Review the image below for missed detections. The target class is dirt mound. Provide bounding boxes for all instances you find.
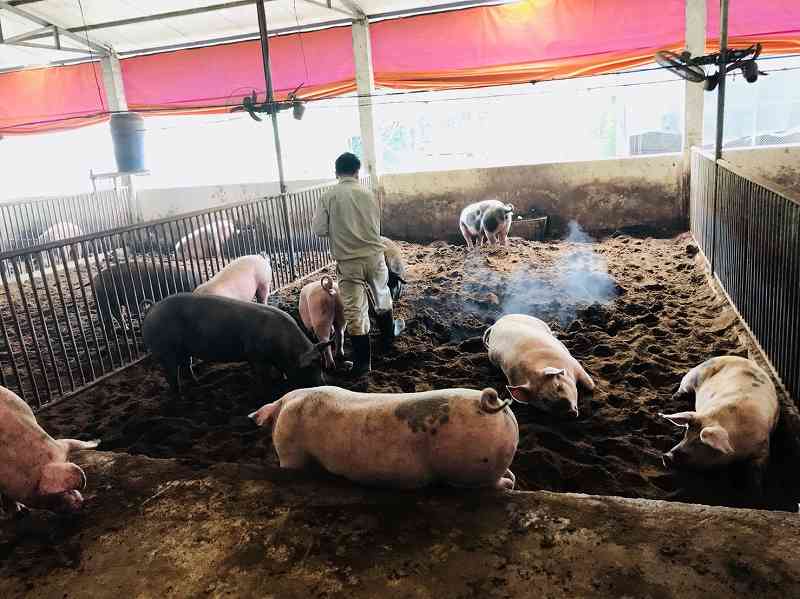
[38,235,800,511]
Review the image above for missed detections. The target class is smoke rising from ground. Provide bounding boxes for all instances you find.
[462,220,620,326]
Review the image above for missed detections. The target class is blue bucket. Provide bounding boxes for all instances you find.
[110,112,146,173]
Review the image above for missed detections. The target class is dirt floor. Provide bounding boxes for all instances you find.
[2,451,799,599]
[34,233,800,512]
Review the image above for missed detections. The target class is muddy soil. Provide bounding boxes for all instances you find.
[37,235,800,511]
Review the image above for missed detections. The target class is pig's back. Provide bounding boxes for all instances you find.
[283,387,514,487]
[490,314,553,355]
[697,357,779,423]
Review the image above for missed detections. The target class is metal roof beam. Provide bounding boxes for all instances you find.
[302,0,358,17]
[0,0,111,54]
[339,0,366,18]
[1,23,51,44]
[18,0,275,42]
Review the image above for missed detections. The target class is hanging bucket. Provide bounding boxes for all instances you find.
[110,112,146,173]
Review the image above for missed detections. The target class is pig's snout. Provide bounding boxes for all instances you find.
[247,411,258,423]
[571,406,579,418]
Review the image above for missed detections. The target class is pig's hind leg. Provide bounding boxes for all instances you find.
[459,222,474,249]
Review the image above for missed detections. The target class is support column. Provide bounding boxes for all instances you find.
[100,51,139,220]
[352,17,379,184]
[682,0,706,216]
[100,51,127,113]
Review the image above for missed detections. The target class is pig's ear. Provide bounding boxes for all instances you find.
[659,411,697,428]
[507,384,530,404]
[38,462,86,494]
[542,367,566,377]
[299,341,333,367]
[700,426,734,454]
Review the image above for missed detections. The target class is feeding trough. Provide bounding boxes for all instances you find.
[511,215,549,241]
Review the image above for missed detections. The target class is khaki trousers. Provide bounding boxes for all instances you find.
[337,252,393,335]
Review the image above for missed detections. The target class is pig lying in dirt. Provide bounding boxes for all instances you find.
[485,314,595,418]
[0,386,99,514]
[459,200,514,248]
[36,222,83,267]
[143,293,329,393]
[381,236,408,300]
[93,263,198,330]
[661,356,779,488]
[174,219,235,259]
[194,254,272,303]
[250,386,518,490]
[299,275,346,370]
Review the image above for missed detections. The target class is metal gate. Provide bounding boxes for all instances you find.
[690,148,800,402]
[0,184,336,409]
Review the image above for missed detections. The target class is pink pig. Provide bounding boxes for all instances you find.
[298,275,346,370]
[194,254,272,303]
[174,219,235,259]
[250,386,518,490]
[0,386,99,514]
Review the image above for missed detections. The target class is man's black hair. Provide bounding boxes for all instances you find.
[335,152,361,176]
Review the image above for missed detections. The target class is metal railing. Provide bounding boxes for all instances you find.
[0,183,336,410]
[0,188,138,254]
[690,148,800,402]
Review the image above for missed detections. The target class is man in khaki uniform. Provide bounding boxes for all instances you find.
[312,153,405,377]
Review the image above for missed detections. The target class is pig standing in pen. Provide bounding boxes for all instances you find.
[194,254,272,303]
[174,219,235,259]
[485,314,595,418]
[93,263,198,330]
[0,385,99,514]
[250,386,518,490]
[143,293,330,393]
[299,275,347,370]
[661,356,779,491]
[459,200,514,248]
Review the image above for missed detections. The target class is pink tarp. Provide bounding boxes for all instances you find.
[122,26,356,112]
[2,0,800,134]
[371,0,685,73]
[0,62,109,134]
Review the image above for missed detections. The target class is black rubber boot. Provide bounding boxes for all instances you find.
[348,335,372,378]
[377,311,406,349]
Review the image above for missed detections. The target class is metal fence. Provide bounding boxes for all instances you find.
[0,188,138,255]
[0,184,336,410]
[690,148,800,402]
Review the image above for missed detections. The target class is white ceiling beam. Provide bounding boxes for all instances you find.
[1,23,50,44]
[302,0,357,18]
[340,0,366,17]
[0,0,111,55]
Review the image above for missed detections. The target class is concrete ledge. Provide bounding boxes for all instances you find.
[381,155,684,242]
[1,451,798,598]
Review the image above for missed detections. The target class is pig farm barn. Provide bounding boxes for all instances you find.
[1,1,800,597]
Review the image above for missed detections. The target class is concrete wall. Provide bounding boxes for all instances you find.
[137,178,330,221]
[381,155,683,242]
[720,144,800,196]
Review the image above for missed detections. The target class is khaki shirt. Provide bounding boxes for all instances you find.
[312,177,384,261]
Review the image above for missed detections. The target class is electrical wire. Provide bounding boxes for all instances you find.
[292,0,311,85]
[76,0,105,112]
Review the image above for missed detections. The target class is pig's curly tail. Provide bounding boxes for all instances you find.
[480,388,511,414]
[321,275,336,295]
